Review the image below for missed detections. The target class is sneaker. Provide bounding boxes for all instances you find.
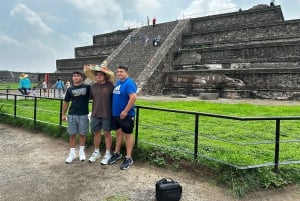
[88,152,100,163]
[120,157,133,170]
[65,154,76,164]
[79,151,86,161]
[108,152,122,164]
[101,153,112,165]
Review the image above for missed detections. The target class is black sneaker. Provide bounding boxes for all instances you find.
[108,152,122,164]
[120,157,133,170]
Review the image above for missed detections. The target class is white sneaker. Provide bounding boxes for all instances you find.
[79,151,86,161]
[88,152,100,163]
[101,153,112,165]
[65,154,76,164]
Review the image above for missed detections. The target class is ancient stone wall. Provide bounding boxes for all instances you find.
[172,41,300,67]
[56,56,107,72]
[191,5,283,32]
[183,20,300,46]
[93,29,132,46]
[75,44,119,58]
[163,69,300,100]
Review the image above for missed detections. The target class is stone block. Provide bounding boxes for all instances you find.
[199,92,219,100]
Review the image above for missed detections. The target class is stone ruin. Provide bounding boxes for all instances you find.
[25,3,300,100]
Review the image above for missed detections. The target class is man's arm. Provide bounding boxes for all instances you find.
[120,93,137,119]
[61,101,69,121]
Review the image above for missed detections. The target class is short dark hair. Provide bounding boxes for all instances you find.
[118,66,128,72]
[72,71,83,77]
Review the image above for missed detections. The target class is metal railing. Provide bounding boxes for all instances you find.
[134,106,300,172]
[1,91,299,171]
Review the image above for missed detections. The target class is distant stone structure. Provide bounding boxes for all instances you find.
[4,4,300,100]
[0,71,39,85]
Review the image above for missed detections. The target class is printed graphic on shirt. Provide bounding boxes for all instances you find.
[113,85,121,95]
[72,88,87,97]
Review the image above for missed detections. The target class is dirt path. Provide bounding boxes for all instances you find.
[0,123,299,201]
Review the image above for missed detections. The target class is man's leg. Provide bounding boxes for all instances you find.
[120,133,134,170]
[65,135,76,163]
[88,131,101,162]
[108,128,123,164]
[124,134,133,158]
[18,88,25,95]
[114,128,123,153]
[89,117,101,162]
[103,130,112,152]
[79,134,86,161]
[100,130,112,165]
[70,135,76,147]
[93,131,101,150]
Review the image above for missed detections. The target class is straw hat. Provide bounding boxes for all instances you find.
[84,60,115,83]
[19,73,28,79]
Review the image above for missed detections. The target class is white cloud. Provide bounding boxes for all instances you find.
[68,0,121,16]
[67,0,123,30]
[135,0,161,14]
[76,32,93,46]
[26,39,57,56]
[181,0,238,18]
[10,3,53,34]
[0,34,20,46]
[40,12,66,24]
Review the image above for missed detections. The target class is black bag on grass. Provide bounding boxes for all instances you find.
[155,178,182,201]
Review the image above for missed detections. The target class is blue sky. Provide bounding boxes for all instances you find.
[0,0,299,73]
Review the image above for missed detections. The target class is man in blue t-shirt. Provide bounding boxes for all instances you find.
[108,66,137,170]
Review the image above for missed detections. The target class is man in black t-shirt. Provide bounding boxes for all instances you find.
[62,71,90,164]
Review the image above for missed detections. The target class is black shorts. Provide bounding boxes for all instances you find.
[111,116,134,134]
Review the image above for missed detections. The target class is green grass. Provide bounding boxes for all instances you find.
[0,83,19,89]
[0,97,299,197]
[0,83,38,89]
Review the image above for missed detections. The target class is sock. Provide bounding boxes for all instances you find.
[79,146,85,152]
[95,149,100,153]
[70,148,75,155]
[105,150,111,155]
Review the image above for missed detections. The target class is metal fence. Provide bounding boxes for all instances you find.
[0,90,299,171]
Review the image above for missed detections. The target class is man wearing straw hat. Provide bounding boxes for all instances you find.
[84,61,115,165]
[18,73,31,95]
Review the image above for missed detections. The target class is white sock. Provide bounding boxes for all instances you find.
[105,150,111,155]
[79,146,85,152]
[95,149,100,153]
[70,148,76,155]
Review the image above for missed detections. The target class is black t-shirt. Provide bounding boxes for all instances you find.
[64,84,90,115]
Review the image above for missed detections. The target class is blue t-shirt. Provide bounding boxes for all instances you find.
[19,78,31,88]
[112,77,137,117]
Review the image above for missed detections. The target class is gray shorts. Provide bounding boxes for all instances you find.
[91,117,111,132]
[67,115,89,135]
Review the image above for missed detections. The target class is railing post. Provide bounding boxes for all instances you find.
[194,114,199,159]
[59,99,63,126]
[135,107,139,147]
[6,89,8,100]
[33,97,37,126]
[274,119,281,172]
[14,95,17,117]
